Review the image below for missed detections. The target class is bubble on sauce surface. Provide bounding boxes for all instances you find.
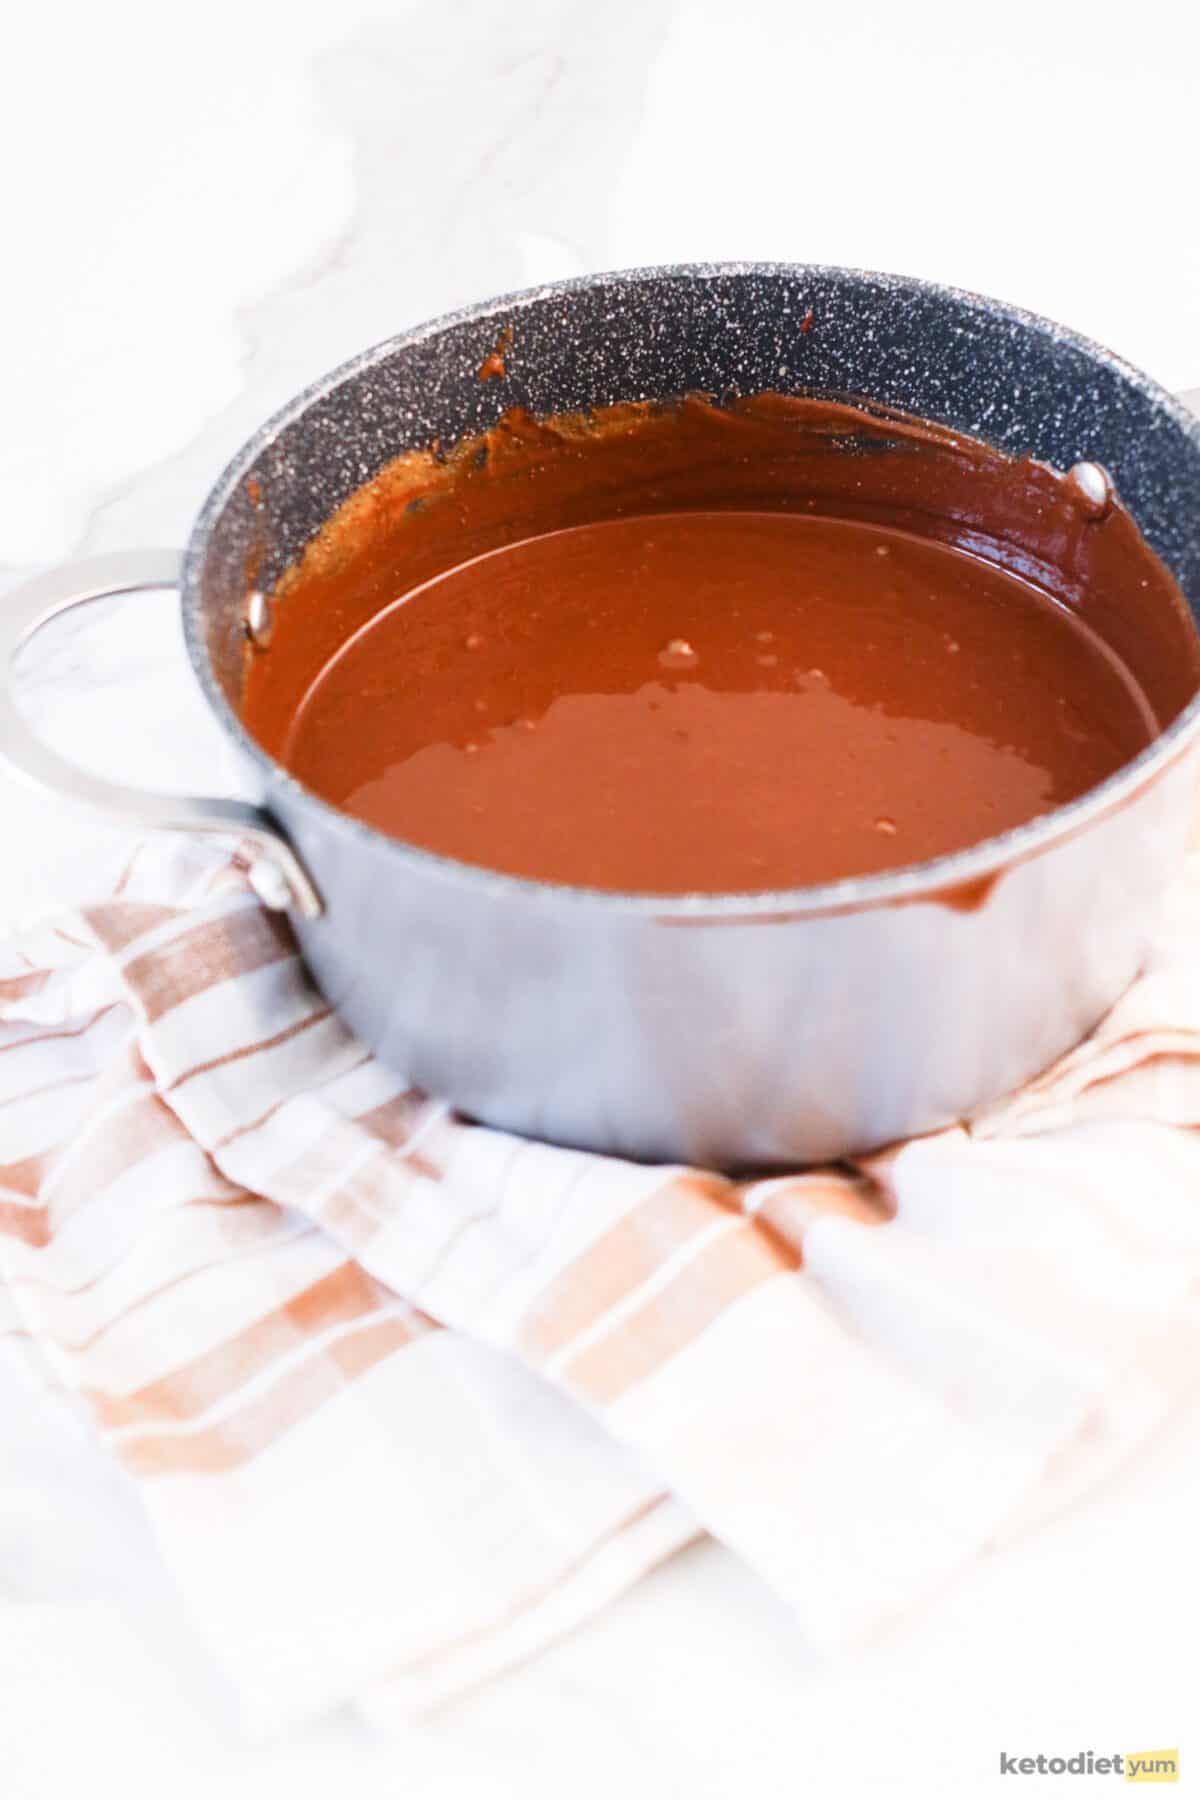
[659,637,699,670]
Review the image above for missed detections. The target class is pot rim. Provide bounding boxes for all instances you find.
[181,260,1200,918]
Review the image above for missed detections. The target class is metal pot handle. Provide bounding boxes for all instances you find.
[0,550,322,918]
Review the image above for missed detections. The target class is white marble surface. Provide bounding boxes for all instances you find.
[3,1,1199,1794]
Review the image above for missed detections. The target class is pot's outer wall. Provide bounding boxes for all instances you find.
[272,746,1196,1163]
[184,266,1200,1163]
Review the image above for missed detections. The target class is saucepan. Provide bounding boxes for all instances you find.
[4,264,1200,1166]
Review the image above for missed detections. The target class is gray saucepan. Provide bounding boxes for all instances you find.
[5,263,1200,1166]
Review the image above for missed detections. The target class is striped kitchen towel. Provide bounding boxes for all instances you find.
[2,835,1200,1735]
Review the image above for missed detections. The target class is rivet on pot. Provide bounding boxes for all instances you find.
[1066,461,1114,519]
[245,589,274,648]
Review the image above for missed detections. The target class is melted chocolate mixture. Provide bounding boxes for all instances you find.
[242,395,1200,893]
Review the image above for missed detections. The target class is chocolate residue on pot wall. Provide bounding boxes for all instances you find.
[241,392,1200,895]
[477,325,513,382]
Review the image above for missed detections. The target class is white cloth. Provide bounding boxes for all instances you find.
[2,836,1199,1736]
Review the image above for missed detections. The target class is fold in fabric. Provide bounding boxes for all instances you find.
[2,837,1198,1734]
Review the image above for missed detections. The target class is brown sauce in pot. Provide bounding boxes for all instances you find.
[242,394,1200,893]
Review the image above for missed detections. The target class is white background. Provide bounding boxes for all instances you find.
[1,1,1197,1793]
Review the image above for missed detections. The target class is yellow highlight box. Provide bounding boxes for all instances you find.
[1126,1749,1179,1783]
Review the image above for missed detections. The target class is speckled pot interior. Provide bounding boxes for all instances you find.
[186,264,1200,743]
[168,265,1200,1164]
